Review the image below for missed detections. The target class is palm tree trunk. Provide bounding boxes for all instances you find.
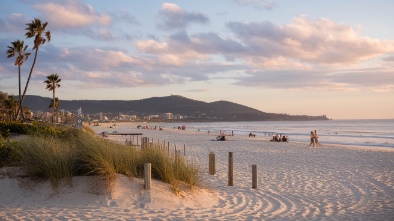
[15,48,39,120]
[16,65,22,121]
[52,82,55,123]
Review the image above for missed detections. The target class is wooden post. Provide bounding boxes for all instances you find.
[228,152,233,186]
[144,163,151,190]
[209,152,216,175]
[183,144,186,156]
[252,164,257,189]
[167,142,170,155]
[144,137,149,149]
[141,137,147,149]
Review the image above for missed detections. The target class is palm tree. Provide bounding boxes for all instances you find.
[15,18,51,120]
[3,96,18,122]
[44,74,61,123]
[6,40,31,121]
[49,97,60,122]
[0,92,8,121]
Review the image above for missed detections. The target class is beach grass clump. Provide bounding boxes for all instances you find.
[139,147,175,183]
[17,136,78,189]
[78,136,140,191]
[80,139,200,192]
[173,155,200,188]
[139,146,200,192]
[1,121,200,193]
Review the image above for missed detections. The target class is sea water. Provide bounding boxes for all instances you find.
[149,119,394,148]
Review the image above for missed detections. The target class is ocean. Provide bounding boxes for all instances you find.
[140,119,394,148]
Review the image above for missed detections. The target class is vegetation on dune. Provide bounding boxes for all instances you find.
[0,122,199,193]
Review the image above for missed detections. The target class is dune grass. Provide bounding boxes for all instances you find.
[4,122,199,193]
[80,135,199,193]
[17,136,78,189]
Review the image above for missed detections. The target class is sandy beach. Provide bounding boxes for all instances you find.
[1,122,393,220]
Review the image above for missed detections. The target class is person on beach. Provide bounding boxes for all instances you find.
[309,131,316,147]
[314,130,320,145]
[275,134,280,142]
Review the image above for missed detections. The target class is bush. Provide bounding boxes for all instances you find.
[0,136,21,167]
[0,121,80,140]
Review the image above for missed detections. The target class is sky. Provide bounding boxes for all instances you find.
[1,0,393,120]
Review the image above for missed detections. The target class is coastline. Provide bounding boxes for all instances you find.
[92,121,394,152]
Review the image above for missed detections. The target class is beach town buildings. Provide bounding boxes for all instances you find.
[27,109,185,123]
[117,114,137,121]
[162,113,173,120]
[174,114,183,120]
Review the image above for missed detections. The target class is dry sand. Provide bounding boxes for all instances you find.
[1,122,393,220]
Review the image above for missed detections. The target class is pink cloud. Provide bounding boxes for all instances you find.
[227,16,394,65]
[34,0,111,28]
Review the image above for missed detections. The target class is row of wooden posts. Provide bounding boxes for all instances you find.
[143,149,258,190]
[209,152,257,189]
[139,137,186,156]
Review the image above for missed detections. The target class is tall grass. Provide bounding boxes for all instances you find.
[80,137,199,193]
[17,136,78,189]
[2,122,200,194]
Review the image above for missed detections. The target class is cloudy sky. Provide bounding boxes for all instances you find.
[1,0,393,119]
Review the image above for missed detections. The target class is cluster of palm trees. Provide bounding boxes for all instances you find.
[5,18,62,123]
[0,92,31,121]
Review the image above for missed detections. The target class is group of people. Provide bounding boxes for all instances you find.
[249,132,256,137]
[270,134,289,142]
[309,130,320,148]
[137,125,164,130]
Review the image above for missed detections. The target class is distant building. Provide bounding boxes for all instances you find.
[174,114,183,120]
[77,107,82,116]
[162,113,173,120]
[149,115,159,120]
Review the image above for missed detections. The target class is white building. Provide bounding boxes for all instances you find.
[162,113,173,120]
[77,107,82,116]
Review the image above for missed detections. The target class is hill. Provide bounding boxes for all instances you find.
[21,95,329,121]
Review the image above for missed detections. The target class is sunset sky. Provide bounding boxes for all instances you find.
[1,0,393,119]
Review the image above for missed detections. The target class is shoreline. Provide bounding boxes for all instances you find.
[91,122,394,152]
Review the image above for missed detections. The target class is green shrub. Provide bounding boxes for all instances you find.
[0,136,21,167]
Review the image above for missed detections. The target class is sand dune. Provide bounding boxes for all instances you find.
[1,123,393,220]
